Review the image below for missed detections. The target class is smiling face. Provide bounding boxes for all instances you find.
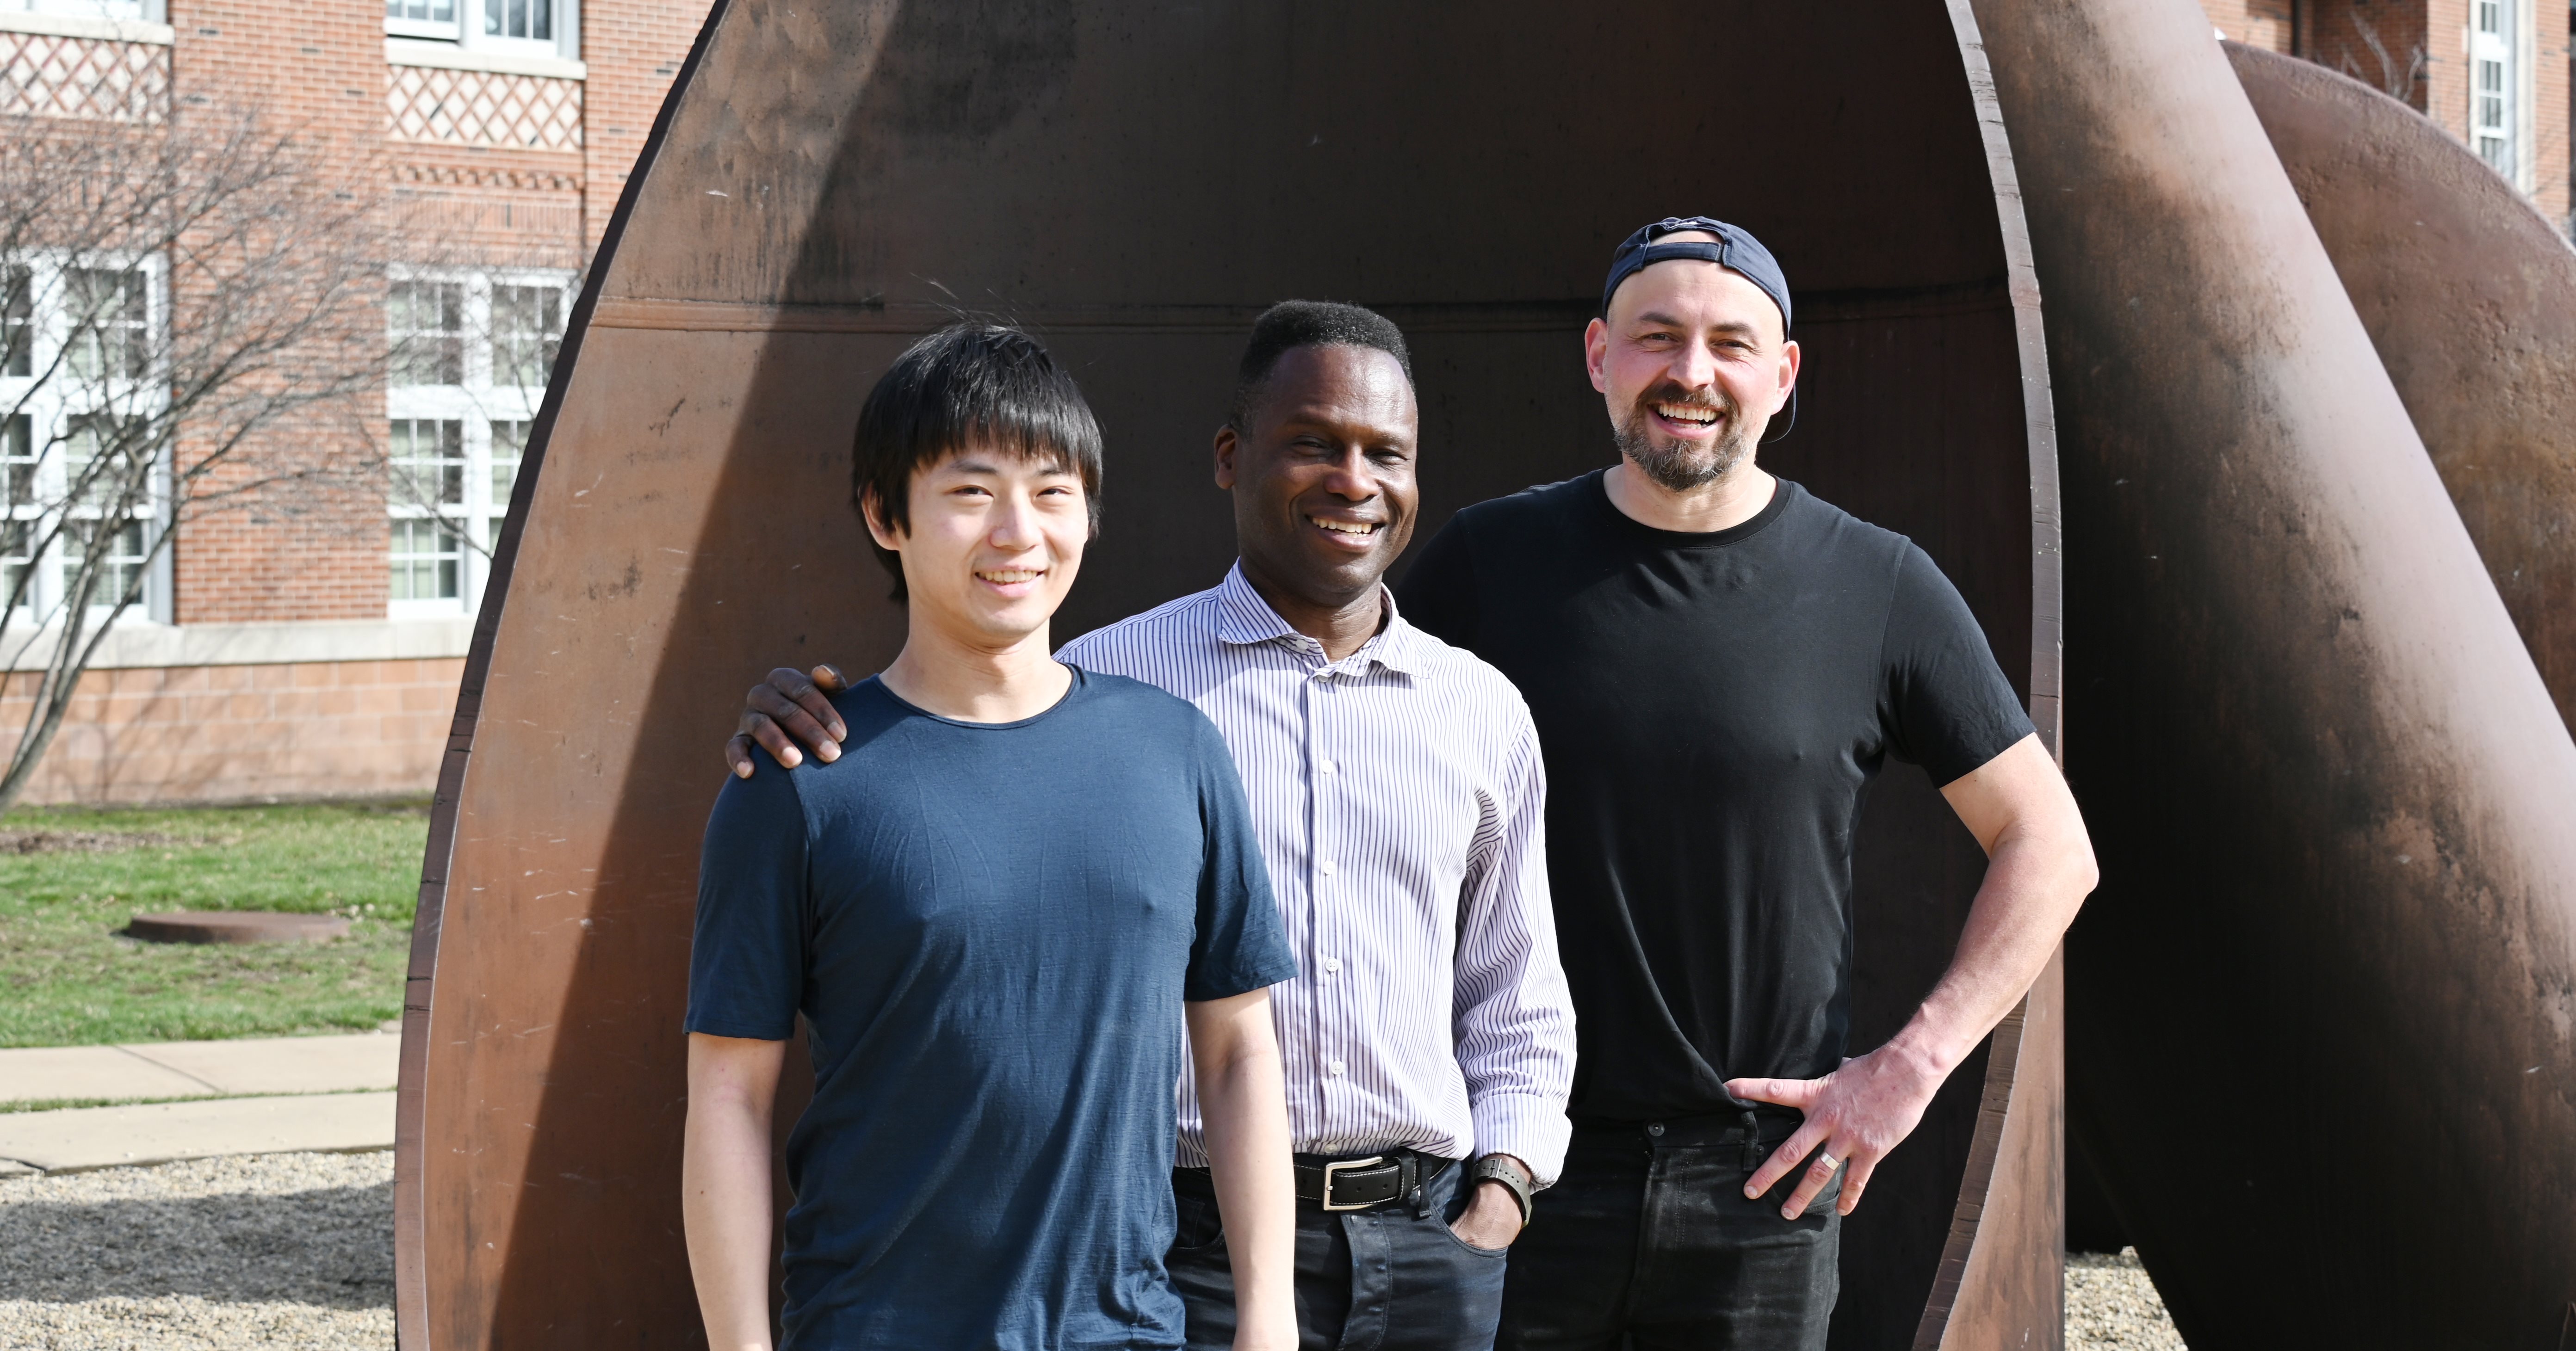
[864,446,1090,651]
[1215,343,1420,612]
[1585,232,1800,493]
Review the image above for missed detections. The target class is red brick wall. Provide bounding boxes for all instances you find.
[135,0,710,628]
[2299,0,2440,108]
[2206,0,2298,49]
[577,0,702,249]
[2537,6,2570,225]
[0,658,464,803]
[160,0,395,625]
[2215,0,2569,226]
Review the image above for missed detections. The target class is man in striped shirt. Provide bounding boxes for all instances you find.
[727,302,1577,1351]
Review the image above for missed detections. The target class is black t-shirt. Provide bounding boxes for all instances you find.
[1395,471,2032,1124]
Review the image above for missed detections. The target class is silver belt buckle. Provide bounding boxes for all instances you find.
[1320,1155,1387,1212]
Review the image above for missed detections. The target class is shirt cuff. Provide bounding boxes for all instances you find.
[1470,1092,1573,1189]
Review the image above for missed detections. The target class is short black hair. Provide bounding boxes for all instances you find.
[852,324,1104,601]
[1227,301,1413,430]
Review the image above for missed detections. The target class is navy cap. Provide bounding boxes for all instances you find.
[1600,216,1791,333]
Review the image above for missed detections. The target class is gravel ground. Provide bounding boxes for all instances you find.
[0,1151,392,1351]
[2068,1247,2188,1349]
[1,1148,2179,1350]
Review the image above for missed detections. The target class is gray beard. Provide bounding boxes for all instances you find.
[1613,407,1753,493]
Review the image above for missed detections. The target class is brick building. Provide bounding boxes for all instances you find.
[2,1,2569,806]
[2,0,702,802]
[2204,0,2573,227]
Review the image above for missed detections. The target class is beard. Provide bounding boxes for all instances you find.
[1613,382,1754,492]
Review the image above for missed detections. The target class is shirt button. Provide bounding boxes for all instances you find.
[1328,1060,1346,1076]
[1319,861,1336,877]
[1647,1122,1665,1137]
[1319,759,1336,775]
[1323,957,1343,974]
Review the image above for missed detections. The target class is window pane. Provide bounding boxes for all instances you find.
[1,415,32,509]
[2,265,29,379]
[67,414,142,512]
[390,518,463,600]
[389,281,465,386]
[492,285,564,389]
[1,519,30,610]
[531,0,548,41]
[390,418,466,508]
[65,517,149,607]
[65,268,148,382]
[490,419,529,506]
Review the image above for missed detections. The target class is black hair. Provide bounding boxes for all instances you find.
[851,323,1104,601]
[1227,301,1414,430]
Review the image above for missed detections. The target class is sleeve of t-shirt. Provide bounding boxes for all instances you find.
[1392,513,1481,649]
[1182,715,1300,1002]
[1880,543,2037,788]
[683,762,810,1041]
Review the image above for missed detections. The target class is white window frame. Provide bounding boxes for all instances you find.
[384,0,576,63]
[0,250,173,628]
[384,267,570,620]
[2468,0,2526,185]
[1,0,167,27]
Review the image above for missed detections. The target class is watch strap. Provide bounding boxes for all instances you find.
[1468,1154,1535,1228]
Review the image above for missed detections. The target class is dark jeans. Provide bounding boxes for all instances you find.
[1498,1120,1841,1351]
[1168,1157,1509,1351]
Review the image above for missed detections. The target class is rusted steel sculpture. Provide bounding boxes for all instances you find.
[395,1,2068,1346]
[2229,41,2576,734]
[1971,0,2576,1346]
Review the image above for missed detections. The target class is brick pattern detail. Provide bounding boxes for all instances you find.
[0,31,169,123]
[388,64,583,151]
[0,659,463,804]
[393,160,583,192]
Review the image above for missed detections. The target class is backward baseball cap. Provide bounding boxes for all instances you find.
[1599,216,1791,333]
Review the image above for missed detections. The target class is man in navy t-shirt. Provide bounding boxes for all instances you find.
[682,325,1302,1351]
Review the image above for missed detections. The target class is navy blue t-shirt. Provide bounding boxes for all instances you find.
[686,667,1298,1351]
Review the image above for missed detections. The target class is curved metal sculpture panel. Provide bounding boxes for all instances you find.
[1972,0,2576,1345]
[394,2,2063,1346]
[2229,41,2576,734]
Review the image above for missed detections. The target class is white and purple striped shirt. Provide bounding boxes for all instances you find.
[1059,563,1576,1183]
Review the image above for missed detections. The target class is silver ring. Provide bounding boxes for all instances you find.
[1816,1152,1840,1172]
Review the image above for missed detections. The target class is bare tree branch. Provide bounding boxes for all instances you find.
[0,98,390,812]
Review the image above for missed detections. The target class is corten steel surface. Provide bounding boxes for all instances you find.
[2229,42,2576,735]
[393,2,2065,1347]
[1973,0,2576,1346]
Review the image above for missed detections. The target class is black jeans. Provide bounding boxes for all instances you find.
[1498,1119,1841,1351]
[1168,1157,1510,1351]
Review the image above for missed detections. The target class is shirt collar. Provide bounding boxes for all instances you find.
[1211,561,1429,677]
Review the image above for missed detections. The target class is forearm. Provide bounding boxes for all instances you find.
[1194,1032,1295,1346]
[683,1038,783,1351]
[1886,827,2095,1079]
[684,1097,776,1351]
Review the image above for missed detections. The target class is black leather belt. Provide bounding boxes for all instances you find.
[1292,1149,1456,1212]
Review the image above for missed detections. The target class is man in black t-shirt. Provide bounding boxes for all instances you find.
[1393,217,2098,1349]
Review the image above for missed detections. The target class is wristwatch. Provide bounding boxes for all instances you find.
[1468,1154,1536,1228]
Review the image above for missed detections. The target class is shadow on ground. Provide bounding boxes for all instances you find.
[0,1158,391,1311]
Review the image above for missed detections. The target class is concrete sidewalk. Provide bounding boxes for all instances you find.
[0,1031,399,1107]
[0,1032,400,1175]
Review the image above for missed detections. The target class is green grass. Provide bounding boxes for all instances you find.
[0,799,430,1048]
